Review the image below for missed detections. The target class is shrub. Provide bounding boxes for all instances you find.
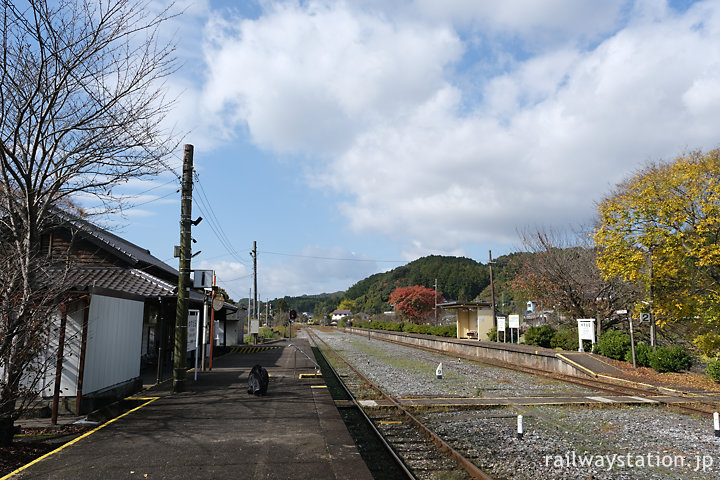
[706,360,720,382]
[258,326,275,339]
[486,327,498,341]
[694,332,720,357]
[524,325,556,348]
[649,345,694,373]
[595,330,631,360]
[624,342,653,367]
[550,328,579,351]
[433,325,457,337]
[382,322,403,332]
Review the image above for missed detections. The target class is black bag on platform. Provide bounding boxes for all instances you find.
[247,364,269,395]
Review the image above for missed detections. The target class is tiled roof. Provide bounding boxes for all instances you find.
[66,268,176,298]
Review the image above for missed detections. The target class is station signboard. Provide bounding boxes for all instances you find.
[187,309,200,352]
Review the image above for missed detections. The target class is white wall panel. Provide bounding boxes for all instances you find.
[41,301,85,397]
[82,295,143,394]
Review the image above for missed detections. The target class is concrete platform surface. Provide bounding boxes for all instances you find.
[12,338,373,480]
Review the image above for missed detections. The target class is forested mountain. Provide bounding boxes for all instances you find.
[273,254,524,317]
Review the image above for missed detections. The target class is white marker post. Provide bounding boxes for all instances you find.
[436,363,443,379]
[714,412,719,437]
[517,414,523,439]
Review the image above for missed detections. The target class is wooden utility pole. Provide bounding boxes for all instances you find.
[173,144,194,393]
[489,251,497,332]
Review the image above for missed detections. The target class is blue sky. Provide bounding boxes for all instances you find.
[105,0,720,302]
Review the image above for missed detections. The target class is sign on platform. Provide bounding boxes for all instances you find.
[193,270,214,289]
[251,319,260,335]
[497,316,506,332]
[577,318,596,352]
[187,309,200,352]
[508,314,520,329]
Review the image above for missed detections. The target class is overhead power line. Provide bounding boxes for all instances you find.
[259,250,404,263]
[191,171,249,267]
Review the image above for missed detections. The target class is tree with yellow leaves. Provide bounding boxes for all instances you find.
[594,149,720,355]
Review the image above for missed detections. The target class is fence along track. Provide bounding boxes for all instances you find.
[307,328,494,480]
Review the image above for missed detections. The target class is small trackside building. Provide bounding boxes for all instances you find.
[35,213,237,414]
[439,301,495,341]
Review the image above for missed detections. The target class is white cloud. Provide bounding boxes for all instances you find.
[187,0,720,267]
[196,260,250,301]
[414,0,629,49]
[258,246,381,297]
[318,0,720,254]
[199,1,462,155]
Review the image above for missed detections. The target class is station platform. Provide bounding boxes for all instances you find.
[9,338,373,480]
[556,352,627,377]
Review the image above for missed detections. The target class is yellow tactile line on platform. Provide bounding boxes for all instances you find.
[1,396,160,480]
[298,373,323,379]
[310,385,327,389]
[555,353,599,377]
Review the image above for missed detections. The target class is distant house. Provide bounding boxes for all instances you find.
[33,213,237,414]
[439,301,495,340]
[331,309,352,321]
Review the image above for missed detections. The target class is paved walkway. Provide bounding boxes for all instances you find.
[10,338,372,480]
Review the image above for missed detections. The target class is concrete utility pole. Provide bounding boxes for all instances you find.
[253,240,258,326]
[173,144,194,393]
[434,278,438,326]
[489,251,497,331]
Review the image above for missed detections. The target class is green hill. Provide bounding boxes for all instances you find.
[272,254,527,317]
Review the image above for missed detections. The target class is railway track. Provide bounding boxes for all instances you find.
[355,329,720,417]
[308,328,720,479]
[307,328,494,480]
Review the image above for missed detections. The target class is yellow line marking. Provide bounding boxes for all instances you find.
[1,396,160,480]
[310,385,327,389]
[556,353,598,376]
[380,420,402,425]
[557,354,704,397]
[298,373,322,379]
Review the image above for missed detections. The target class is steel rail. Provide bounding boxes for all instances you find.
[306,330,417,480]
[347,329,720,418]
[308,328,494,480]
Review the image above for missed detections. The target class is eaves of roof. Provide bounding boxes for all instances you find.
[54,210,178,278]
[66,267,176,298]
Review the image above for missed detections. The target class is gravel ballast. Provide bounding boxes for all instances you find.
[306,328,720,479]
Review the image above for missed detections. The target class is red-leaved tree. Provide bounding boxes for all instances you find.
[389,285,443,323]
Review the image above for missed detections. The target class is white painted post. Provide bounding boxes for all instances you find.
[714,412,719,437]
[517,415,523,439]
